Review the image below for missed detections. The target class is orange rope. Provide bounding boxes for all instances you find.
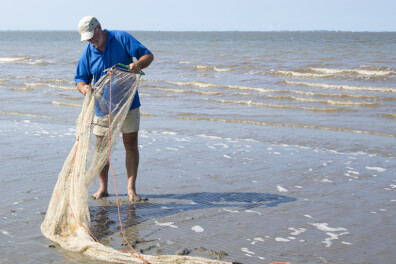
[67,70,150,263]
[107,71,150,263]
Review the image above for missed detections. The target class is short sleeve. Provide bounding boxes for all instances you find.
[74,47,93,85]
[123,33,152,60]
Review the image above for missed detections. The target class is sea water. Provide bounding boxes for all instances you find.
[0,31,395,263]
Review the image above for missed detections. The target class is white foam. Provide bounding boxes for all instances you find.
[166,147,178,151]
[366,166,386,172]
[191,225,204,233]
[0,57,25,63]
[161,131,177,135]
[320,179,333,183]
[223,208,239,213]
[289,227,307,236]
[154,221,178,228]
[275,237,290,242]
[312,223,347,232]
[1,230,13,237]
[245,210,262,215]
[277,185,288,192]
[344,171,359,179]
[241,248,255,254]
[304,214,313,218]
[323,232,349,247]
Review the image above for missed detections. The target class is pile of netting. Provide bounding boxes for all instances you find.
[41,65,230,264]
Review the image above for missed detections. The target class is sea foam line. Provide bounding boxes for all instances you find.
[165,80,277,93]
[175,115,396,138]
[206,98,356,112]
[284,80,395,93]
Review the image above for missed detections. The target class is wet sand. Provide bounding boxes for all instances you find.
[0,115,394,264]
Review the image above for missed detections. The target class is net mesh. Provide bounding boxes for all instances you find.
[41,66,230,264]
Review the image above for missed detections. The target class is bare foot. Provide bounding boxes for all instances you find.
[128,193,148,203]
[91,190,109,200]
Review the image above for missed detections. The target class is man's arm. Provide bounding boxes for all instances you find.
[128,53,154,74]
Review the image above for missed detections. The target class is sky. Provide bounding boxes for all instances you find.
[1,0,396,31]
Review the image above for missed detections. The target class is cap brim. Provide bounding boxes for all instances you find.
[80,31,94,42]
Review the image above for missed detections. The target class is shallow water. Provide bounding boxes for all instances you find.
[0,31,395,263]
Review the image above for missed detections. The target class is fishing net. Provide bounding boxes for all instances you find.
[41,65,230,264]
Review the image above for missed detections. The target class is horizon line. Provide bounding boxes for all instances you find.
[1,29,395,33]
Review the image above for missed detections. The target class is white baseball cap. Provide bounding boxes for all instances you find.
[78,16,100,42]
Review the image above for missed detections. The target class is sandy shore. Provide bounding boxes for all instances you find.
[0,114,395,264]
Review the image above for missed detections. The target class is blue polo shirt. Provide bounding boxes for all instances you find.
[74,30,151,116]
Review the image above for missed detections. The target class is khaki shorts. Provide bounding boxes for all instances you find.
[93,107,140,136]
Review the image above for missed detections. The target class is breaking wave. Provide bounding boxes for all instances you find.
[271,66,395,80]
[283,80,395,93]
[205,98,356,112]
[194,65,232,72]
[165,80,277,93]
[0,56,53,66]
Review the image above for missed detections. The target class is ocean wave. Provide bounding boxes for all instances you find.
[52,101,82,107]
[11,87,33,92]
[165,80,277,93]
[271,66,395,80]
[378,113,396,120]
[156,87,223,95]
[0,57,26,63]
[205,98,356,112]
[179,61,196,64]
[290,90,393,100]
[0,110,54,119]
[290,97,381,107]
[283,80,396,93]
[271,70,327,79]
[309,67,394,77]
[176,114,396,138]
[22,82,75,90]
[267,95,381,107]
[0,56,53,66]
[194,65,232,72]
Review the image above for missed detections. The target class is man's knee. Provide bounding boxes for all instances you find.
[123,132,138,151]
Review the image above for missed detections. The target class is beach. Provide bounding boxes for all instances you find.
[0,31,395,263]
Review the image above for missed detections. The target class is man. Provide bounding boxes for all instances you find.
[75,16,154,202]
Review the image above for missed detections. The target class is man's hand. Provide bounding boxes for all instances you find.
[128,62,142,74]
[77,82,89,96]
[128,53,154,74]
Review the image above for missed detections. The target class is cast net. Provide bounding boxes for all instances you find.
[41,65,230,264]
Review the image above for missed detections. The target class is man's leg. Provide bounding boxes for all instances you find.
[92,135,109,199]
[123,131,146,202]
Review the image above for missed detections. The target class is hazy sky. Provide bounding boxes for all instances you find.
[2,0,395,31]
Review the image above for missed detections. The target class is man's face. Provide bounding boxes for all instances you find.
[88,27,105,49]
